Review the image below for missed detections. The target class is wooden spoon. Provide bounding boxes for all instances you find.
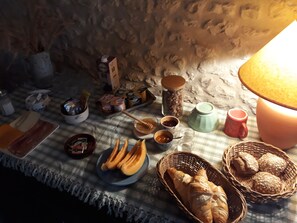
[121,110,153,129]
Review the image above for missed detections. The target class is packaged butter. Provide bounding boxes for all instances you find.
[97,55,120,93]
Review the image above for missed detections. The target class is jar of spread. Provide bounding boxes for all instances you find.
[0,89,15,116]
[161,75,185,117]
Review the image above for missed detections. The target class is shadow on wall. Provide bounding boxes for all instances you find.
[0,52,30,92]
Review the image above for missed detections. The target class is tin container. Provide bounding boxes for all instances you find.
[137,87,147,103]
[126,91,141,108]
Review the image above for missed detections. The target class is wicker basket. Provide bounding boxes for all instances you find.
[156,151,247,223]
[222,141,297,203]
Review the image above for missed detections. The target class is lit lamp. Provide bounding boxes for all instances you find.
[238,20,297,150]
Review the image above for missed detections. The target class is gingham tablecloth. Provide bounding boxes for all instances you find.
[1,74,296,223]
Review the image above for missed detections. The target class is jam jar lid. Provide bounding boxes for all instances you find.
[161,75,185,91]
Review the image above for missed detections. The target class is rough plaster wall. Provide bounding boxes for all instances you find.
[2,0,297,114]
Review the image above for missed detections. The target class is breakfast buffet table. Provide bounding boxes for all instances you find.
[0,73,296,223]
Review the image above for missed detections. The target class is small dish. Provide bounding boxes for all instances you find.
[161,116,180,128]
[64,133,96,159]
[133,128,154,140]
[96,145,150,186]
[160,115,180,136]
[154,129,173,151]
[134,117,158,135]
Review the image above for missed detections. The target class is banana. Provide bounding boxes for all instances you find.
[117,140,140,169]
[105,138,128,170]
[121,139,147,176]
[101,138,120,171]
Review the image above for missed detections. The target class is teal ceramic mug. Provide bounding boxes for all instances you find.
[188,102,219,133]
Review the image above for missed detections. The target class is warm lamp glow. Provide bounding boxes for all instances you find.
[239,21,297,110]
[238,20,297,149]
[256,98,297,149]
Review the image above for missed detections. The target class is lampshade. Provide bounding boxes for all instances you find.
[239,20,297,110]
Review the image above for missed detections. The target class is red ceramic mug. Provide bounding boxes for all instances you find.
[223,108,248,138]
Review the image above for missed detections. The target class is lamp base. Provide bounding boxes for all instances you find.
[256,98,297,150]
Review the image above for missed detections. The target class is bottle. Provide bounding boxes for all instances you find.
[0,90,15,116]
[161,75,186,117]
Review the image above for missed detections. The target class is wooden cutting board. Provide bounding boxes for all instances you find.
[0,124,24,149]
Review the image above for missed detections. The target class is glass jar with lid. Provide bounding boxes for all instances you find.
[0,89,15,116]
[161,75,186,117]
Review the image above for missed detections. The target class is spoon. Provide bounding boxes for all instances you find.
[121,110,153,129]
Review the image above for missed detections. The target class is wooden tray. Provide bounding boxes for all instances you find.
[98,89,156,118]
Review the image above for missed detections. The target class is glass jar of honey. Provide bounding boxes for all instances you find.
[161,75,186,117]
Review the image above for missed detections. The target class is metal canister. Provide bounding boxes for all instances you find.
[126,91,141,108]
[137,87,147,103]
[0,90,15,116]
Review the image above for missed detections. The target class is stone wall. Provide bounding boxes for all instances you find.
[1,0,297,114]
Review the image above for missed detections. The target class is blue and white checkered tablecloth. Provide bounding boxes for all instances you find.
[0,75,296,223]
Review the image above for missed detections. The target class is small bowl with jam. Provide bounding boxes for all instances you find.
[154,129,173,151]
[160,116,180,136]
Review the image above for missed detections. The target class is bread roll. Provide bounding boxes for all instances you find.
[252,171,283,194]
[258,153,287,176]
[232,152,259,176]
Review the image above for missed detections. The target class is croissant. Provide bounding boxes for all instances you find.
[189,176,213,223]
[167,167,230,223]
[194,168,208,180]
[166,167,193,206]
[167,167,213,223]
[208,181,229,223]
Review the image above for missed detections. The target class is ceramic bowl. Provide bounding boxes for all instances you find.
[154,129,173,151]
[134,117,158,135]
[160,115,180,135]
[25,93,51,112]
[62,107,89,125]
[188,102,218,133]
